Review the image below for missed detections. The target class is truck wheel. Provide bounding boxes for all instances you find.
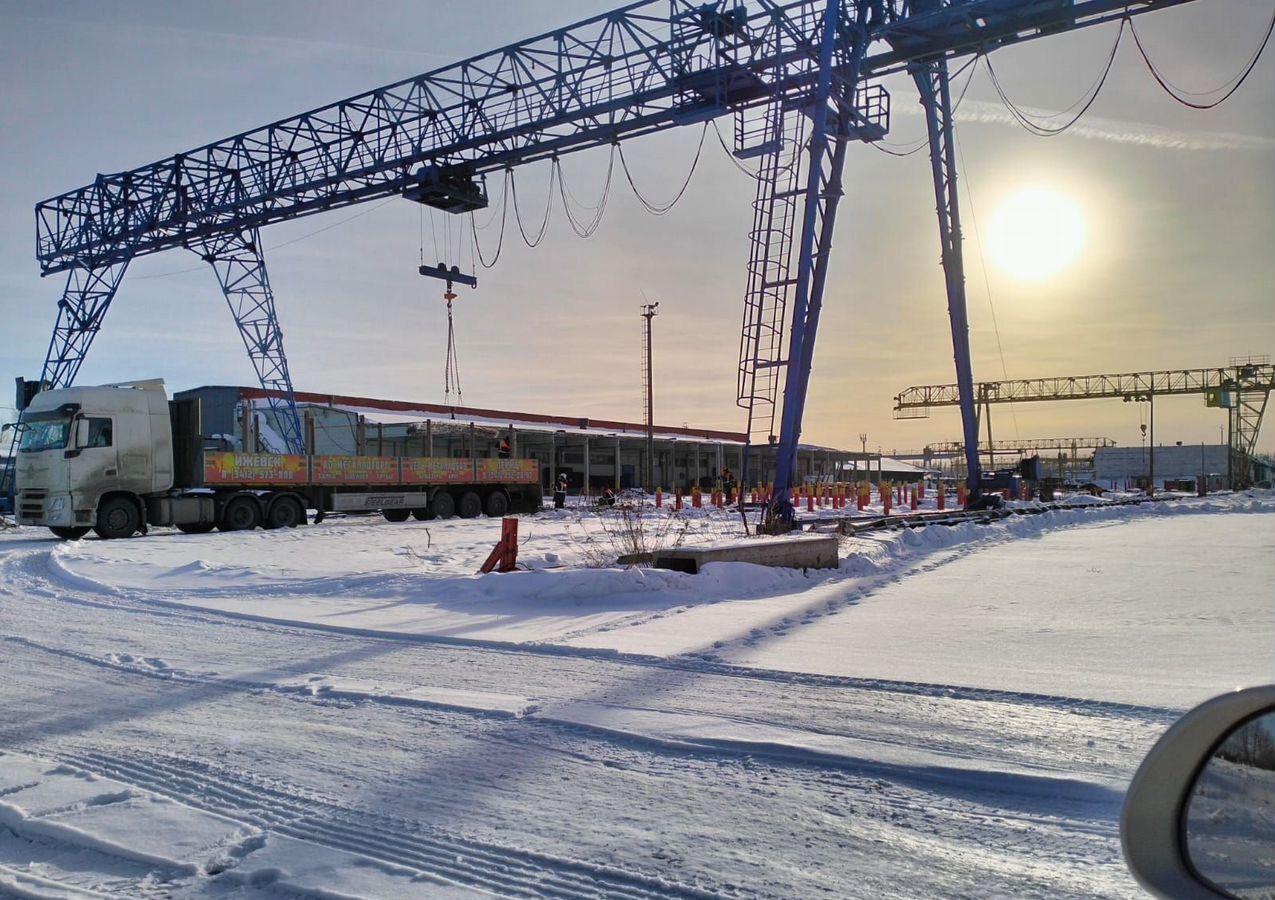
[382,508,411,523]
[50,526,90,540]
[411,507,433,521]
[458,490,482,519]
[430,491,456,520]
[218,495,260,531]
[266,496,306,529]
[177,523,216,534]
[484,490,510,518]
[94,497,140,540]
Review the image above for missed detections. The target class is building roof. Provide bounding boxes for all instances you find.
[214,385,857,454]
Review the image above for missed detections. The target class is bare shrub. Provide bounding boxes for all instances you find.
[570,500,748,567]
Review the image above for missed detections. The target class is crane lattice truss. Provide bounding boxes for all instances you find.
[894,361,1275,478]
[34,0,1196,515]
[921,436,1117,456]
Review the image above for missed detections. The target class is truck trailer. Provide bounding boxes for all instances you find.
[14,380,541,539]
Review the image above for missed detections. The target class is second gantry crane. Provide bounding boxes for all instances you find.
[895,357,1275,487]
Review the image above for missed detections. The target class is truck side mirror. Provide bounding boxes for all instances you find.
[1122,685,1275,899]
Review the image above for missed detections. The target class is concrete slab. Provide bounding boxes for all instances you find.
[619,535,839,574]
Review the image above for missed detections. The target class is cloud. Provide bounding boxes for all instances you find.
[896,98,1274,152]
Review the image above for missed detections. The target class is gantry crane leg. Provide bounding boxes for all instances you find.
[39,259,133,390]
[766,0,872,527]
[190,229,304,454]
[912,59,983,498]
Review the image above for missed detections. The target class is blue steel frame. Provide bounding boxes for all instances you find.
[31,0,1195,467]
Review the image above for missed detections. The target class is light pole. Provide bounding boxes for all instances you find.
[640,301,659,492]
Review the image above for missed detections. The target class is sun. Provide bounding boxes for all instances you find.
[984,187,1087,282]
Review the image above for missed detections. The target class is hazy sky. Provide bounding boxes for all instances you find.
[1,1,1272,455]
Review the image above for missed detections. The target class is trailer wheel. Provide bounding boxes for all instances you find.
[266,495,306,529]
[382,508,411,523]
[94,496,141,540]
[484,490,510,518]
[50,526,90,541]
[411,507,433,521]
[430,491,456,520]
[218,495,260,531]
[176,523,216,534]
[457,490,482,519]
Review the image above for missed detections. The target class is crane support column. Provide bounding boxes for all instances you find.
[40,259,133,389]
[191,229,304,454]
[913,59,981,498]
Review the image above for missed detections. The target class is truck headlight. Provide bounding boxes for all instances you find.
[49,496,66,513]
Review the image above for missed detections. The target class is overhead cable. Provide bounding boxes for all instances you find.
[510,162,557,248]
[555,146,616,238]
[874,55,983,158]
[986,19,1125,137]
[618,121,708,215]
[1130,9,1274,109]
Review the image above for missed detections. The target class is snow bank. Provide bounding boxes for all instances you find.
[22,491,1274,664]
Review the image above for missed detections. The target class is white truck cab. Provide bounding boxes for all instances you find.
[15,380,174,538]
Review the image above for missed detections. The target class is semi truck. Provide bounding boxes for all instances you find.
[14,380,541,539]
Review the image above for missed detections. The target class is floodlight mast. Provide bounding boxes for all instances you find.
[30,0,1198,511]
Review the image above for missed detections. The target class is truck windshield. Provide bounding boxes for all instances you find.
[19,418,71,453]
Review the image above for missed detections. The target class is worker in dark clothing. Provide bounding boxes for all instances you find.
[554,473,568,509]
[720,466,736,504]
[600,485,616,507]
[498,437,512,459]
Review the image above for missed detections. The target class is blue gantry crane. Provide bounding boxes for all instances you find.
[28,0,1211,524]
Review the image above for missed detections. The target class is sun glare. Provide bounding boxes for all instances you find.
[985,187,1087,282]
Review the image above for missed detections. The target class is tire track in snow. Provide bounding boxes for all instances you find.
[54,750,724,900]
[3,543,1181,725]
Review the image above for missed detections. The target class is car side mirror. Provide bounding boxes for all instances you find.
[1122,685,1275,899]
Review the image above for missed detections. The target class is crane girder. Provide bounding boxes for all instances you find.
[35,0,1196,276]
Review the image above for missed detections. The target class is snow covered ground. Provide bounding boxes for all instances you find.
[0,491,1271,897]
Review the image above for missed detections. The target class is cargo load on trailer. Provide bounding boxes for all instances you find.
[14,380,540,539]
